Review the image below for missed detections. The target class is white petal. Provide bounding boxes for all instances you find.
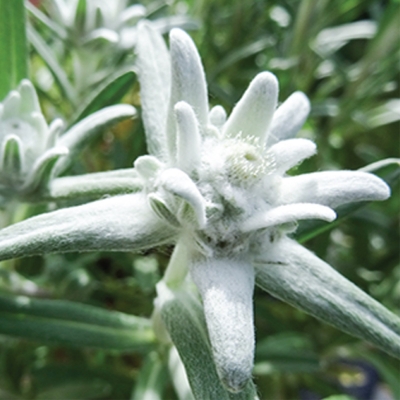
[269,138,316,174]
[209,105,227,130]
[174,101,202,173]
[223,72,278,146]
[30,112,48,140]
[134,155,163,180]
[19,80,41,113]
[2,91,21,118]
[120,4,146,24]
[279,171,391,208]
[136,21,170,160]
[241,203,336,232]
[190,256,255,392]
[167,28,208,159]
[83,28,119,45]
[22,146,69,193]
[159,168,206,228]
[47,118,64,148]
[266,91,310,146]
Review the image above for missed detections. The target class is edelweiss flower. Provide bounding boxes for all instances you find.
[42,0,146,48]
[0,80,67,200]
[0,79,135,203]
[0,24,394,394]
[134,25,390,391]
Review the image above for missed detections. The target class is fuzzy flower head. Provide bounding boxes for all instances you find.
[0,23,392,395]
[0,79,136,203]
[45,0,146,48]
[135,24,390,392]
[0,80,67,201]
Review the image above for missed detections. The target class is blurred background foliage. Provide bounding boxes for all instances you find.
[0,0,399,399]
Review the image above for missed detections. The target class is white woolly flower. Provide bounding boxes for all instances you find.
[134,25,390,391]
[0,80,67,200]
[0,24,394,395]
[45,0,146,47]
[0,79,135,203]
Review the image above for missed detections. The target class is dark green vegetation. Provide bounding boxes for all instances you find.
[0,0,398,399]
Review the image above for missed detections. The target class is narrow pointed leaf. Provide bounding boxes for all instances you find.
[55,104,136,174]
[48,169,143,200]
[71,69,136,124]
[0,292,154,350]
[0,0,28,100]
[136,21,170,160]
[157,282,258,399]
[27,24,76,105]
[131,351,169,400]
[0,193,176,261]
[25,1,67,40]
[255,237,400,358]
[295,161,399,242]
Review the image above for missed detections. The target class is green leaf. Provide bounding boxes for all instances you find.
[0,193,176,261]
[254,332,320,374]
[54,104,136,175]
[157,282,259,399]
[33,364,132,400]
[209,36,274,80]
[131,351,169,400]
[345,4,400,98]
[0,291,155,350]
[27,24,77,105]
[0,0,28,100]
[255,237,400,359]
[72,69,136,124]
[25,1,67,40]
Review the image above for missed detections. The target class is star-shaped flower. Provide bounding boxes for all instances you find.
[0,79,135,203]
[0,24,396,394]
[134,24,390,391]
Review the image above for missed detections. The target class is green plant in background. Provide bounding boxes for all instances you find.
[27,0,197,121]
[0,0,399,399]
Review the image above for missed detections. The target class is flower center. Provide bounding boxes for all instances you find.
[223,137,273,185]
